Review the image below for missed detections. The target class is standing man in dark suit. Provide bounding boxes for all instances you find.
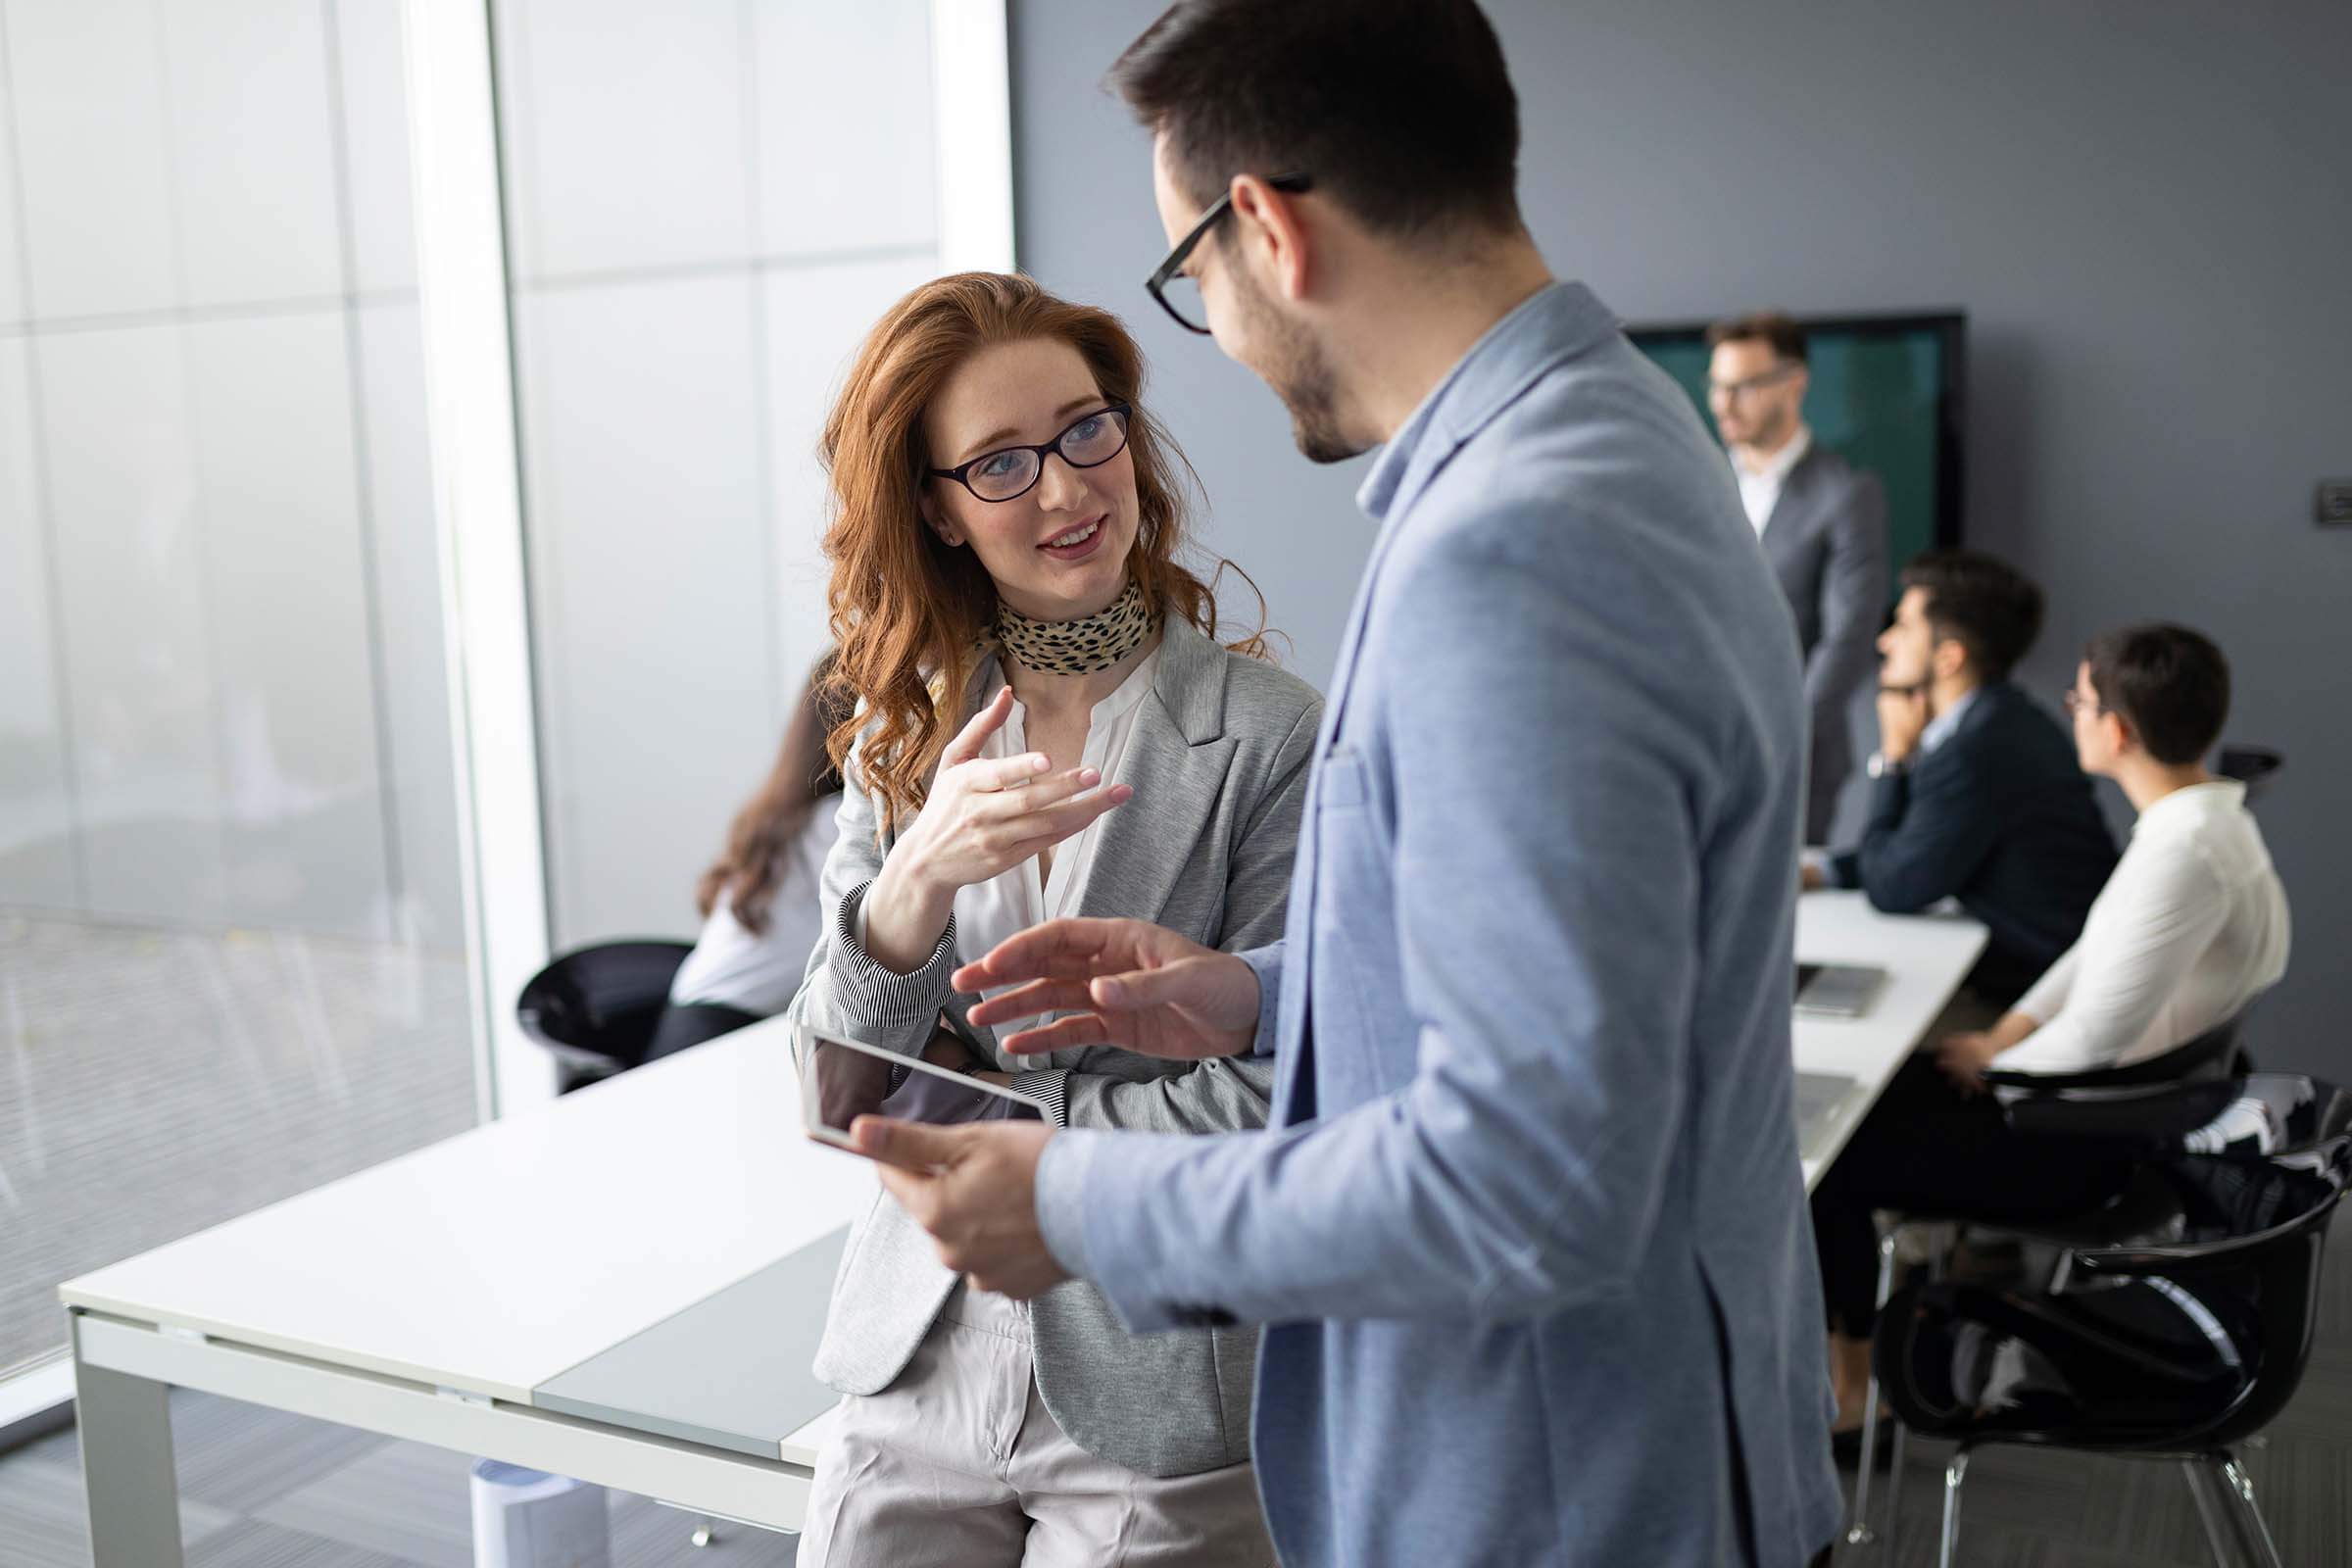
[1803,551,2119,1007]
[1708,313,1886,843]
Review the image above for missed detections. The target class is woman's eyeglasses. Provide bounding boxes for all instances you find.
[927,404,1133,504]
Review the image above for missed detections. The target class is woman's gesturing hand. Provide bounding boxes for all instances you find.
[900,687,1132,893]
[862,688,1132,972]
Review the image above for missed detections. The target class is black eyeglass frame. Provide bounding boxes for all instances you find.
[1145,172,1314,335]
[925,403,1135,504]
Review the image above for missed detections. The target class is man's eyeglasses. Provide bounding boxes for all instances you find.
[2061,689,2106,717]
[1706,363,1803,402]
[927,404,1133,504]
[1145,172,1314,336]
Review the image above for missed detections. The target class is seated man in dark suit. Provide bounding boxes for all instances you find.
[1802,551,2117,1005]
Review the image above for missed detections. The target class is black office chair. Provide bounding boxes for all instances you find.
[1874,1074,2351,1568]
[1984,1014,2247,1139]
[2216,745,2283,806]
[1845,1015,2246,1546]
[515,940,758,1094]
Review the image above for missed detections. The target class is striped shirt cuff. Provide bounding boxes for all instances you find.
[827,879,958,1040]
[1009,1067,1069,1128]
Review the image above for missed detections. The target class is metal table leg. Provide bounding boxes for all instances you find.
[73,1316,185,1568]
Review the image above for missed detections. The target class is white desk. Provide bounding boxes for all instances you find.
[1793,891,1989,1189]
[61,1019,868,1566]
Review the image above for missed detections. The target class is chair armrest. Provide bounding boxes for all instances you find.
[1994,1079,2239,1146]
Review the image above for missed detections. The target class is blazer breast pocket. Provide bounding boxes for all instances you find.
[1305,743,1407,1102]
[1314,742,1370,813]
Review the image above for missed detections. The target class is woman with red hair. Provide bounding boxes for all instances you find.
[787,272,1317,1566]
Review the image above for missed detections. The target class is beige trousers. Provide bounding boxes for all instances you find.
[796,1284,1275,1568]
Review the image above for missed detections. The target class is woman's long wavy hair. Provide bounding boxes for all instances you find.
[820,271,1269,834]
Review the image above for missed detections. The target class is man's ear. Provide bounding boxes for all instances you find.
[1932,637,1969,685]
[1228,173,1313,303]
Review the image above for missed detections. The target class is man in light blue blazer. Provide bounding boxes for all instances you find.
[853,4,1842,1564]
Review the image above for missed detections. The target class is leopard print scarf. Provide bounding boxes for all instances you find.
[994,578,1157,675]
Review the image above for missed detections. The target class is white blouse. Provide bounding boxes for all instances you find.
[954,649,1160,1066]
[1994,780,2290,1075]
[851,648,1162,1065]
[669,804,841,1016]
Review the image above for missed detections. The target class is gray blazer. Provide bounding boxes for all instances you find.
[789,612,1321,1478]
[1761,443,1886,842]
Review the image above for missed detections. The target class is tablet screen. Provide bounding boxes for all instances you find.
[802,1029,1043,1150]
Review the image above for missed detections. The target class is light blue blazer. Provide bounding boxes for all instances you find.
[1036,282,1843,1566]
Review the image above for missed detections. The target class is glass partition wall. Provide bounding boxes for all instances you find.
[0,0,1007,1431]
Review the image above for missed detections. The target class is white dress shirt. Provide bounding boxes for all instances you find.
[1994,780,2290,1075]
[669,803,841,1014]
[1734,424,1812,534]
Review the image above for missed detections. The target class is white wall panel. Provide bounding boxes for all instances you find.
[754,0,937,257]
[0,339,75,906]
[760,252,938,707]
[36,323,224,923]
[495,0,753,281]
[158,0,343,308]
[331,0,418,295]
[0,29,26,327]
[515,274,773,947]
[184,311,388,938]
[355,302,465,949]
[4,0,180,319]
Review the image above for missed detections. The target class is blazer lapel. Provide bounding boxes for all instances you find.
[1760,446,1815,560]
[1074,617,1236,931]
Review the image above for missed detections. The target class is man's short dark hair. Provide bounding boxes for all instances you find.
[1109,1,1522,241]
[2084,623,2231,765]
[1705,311,1808,366]
[1898,551,2044,683]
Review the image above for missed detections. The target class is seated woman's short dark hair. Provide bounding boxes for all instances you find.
[2085,623,2231,764]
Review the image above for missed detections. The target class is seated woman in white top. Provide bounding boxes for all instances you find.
[1936,623,2290,1081]
[1812,621,2289,1440]
[646,655,856,1060]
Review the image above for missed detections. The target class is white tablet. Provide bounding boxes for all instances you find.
[798,1023,1049,1165]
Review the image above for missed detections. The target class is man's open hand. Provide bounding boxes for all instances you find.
[954,917,1260,1060]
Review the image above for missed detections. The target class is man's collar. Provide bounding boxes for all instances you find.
[1355,281,1615,521]
[1735,422,1812,481]
[1920,681,1985,755]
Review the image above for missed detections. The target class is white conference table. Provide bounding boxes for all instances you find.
[1793,890,1989,1189]
[63,891,1983,1565]
[61,1022,870,1566]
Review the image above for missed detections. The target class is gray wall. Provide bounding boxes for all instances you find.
[1008,0,2352,1076]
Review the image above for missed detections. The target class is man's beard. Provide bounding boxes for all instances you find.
[1235,270,1365,465]
[1747,404,1795,453]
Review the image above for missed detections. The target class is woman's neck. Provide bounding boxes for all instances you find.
[2117,758,2214,815]
[1005,625,1161,718]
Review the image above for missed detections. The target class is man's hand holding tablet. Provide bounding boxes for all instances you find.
[799,1025,1047,1164]
[826,916,1259,1300]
